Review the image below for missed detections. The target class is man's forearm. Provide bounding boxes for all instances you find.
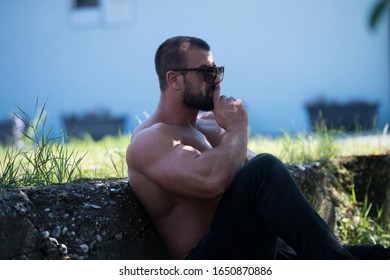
[212,126,248,186]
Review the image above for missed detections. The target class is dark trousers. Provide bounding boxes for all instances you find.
[186,153,373,259]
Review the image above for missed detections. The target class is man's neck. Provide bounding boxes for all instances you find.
[155,99,199,127]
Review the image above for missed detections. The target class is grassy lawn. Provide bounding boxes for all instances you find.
[76,131,390,178]
[249,132,390,162]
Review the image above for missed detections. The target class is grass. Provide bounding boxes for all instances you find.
[248,116,390,164]
[1,101,390,246]
[248,132,390,163]
[65,134,129,179]
[0,100,86,189]
[335,187,390,246]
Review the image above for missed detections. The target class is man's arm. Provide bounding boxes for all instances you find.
[127,86,248,200]
[127,124,246,200]
[197,112,256,161]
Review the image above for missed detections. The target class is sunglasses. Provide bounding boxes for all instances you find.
[174,66,224,84]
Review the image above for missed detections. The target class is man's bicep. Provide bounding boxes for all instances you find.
[130,132,205,197]
[144,144,208,196]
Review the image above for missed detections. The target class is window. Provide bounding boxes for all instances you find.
[74,0,99,8]
[70,0,136,27]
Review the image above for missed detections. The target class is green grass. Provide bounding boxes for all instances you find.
[248,132,390,163]
[0,100,86,189]
[335,187,390,246]
[65,134,129,179]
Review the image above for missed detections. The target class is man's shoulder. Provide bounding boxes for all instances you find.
[126,123,184,175]
[128,122,179,159]
[132,122,175,143]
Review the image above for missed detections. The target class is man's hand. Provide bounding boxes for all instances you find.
[196,112,226,147]
[212,85,248,131]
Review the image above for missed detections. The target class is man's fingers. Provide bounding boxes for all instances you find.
[220,95,228,103]
[227,96,236,103]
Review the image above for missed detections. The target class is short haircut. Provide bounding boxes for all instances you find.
[155,36,210,91]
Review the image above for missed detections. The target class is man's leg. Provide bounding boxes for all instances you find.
[186,153,354,259]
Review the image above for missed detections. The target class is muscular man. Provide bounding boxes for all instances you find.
[126,36,387,259]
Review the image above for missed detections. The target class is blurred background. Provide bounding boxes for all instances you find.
[0,0,389,139]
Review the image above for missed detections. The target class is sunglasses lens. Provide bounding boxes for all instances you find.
[205,67,222,84]
[217,67,224,81]
[203,68,215,83]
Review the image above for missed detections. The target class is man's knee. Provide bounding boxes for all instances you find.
[248,153,285,171]
[237,153,286,183]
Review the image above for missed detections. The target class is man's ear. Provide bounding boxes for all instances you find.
[166,70,182,89]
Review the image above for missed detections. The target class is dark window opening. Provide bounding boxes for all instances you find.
[74,0,99,8]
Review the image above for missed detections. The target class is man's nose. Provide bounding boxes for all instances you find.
[214,74,222,84]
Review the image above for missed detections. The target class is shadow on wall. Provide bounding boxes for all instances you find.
[305,98,379,132]
[62,110,127,141]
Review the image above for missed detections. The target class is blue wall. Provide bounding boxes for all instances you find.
[0,0,389,136]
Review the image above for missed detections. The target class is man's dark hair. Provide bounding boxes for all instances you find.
[155,36,210,91]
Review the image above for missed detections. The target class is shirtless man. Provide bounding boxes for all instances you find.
[126,36,248,259]
[126,36,387,260]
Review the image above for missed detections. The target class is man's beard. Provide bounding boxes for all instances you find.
[182,82,215,111]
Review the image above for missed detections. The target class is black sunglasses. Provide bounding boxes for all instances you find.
[173,66,224,84]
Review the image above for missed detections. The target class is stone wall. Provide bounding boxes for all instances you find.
[0,179,168,260]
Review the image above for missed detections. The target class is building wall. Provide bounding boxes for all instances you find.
[0,0,388,136]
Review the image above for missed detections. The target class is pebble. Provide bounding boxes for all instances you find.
[62,226,69,235]
[15,204,27,216]
[296,164,306,171]
[79,244,89,254]
[44,208,50,212]
[96,234,103,242]
[49,237,59,247]
[115,232,123,240]
[42,231,50,238]
[51,226,61,238]
[83,203,102,209]
[59,244,68,255]
[63,213,70,220]
[109,188,120,194]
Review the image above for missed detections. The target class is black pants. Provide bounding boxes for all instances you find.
[186,154,389,260]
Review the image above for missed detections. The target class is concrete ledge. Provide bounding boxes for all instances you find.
[0,179,168,260]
